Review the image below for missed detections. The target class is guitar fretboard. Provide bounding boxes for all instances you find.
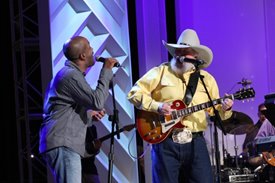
[172,95,234,118]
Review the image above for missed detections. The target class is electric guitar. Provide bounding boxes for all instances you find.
[86,124,136,155]
[262,151,275,166]
[136,88,255,144]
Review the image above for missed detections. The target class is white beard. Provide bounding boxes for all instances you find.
[170,58,195,75]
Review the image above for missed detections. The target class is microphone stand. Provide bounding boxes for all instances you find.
[107,78,120,183]
[194,63,226,183]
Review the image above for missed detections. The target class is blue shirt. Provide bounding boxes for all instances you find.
[255,119,275,138]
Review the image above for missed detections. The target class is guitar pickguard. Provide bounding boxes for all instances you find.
[161,117,181,133]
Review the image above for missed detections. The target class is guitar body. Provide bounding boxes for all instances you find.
[137,100,186,144]
[262,150,275,166]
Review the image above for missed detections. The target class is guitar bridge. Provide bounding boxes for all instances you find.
[149,134,162,141]
[143,129,158,137]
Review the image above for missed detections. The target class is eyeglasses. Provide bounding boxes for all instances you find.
[259,110,267,114]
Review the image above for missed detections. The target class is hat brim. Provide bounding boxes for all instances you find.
[163,41,213,69]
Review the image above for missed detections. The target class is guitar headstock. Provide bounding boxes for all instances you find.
[233,87,255,101]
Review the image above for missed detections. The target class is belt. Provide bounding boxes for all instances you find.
[192,131,203,138]
[169,130,203,138]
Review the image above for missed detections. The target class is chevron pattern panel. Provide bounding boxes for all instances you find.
[49,0,138,182]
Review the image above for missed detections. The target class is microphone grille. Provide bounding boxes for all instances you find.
[95,56,105,62]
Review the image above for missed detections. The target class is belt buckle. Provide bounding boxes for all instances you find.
[172,128,192,144]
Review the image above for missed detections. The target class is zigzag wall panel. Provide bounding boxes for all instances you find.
[48,0,138,182]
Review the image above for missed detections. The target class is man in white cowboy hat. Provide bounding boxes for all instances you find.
[127,29,233,183]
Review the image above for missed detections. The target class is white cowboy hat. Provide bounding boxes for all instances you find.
[163,29,213,68]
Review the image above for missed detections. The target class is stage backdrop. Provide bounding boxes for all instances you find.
[174,0,275,167]
[39,0,138,183]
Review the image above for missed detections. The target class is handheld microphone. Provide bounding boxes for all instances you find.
[95,56,121,67]
[176,56,205,66]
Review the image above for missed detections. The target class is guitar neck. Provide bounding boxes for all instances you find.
[178,95,233,117]
[97,124,135,143]
[98,128,125,142]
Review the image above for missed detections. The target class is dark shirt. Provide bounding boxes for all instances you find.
[39,60,113,156]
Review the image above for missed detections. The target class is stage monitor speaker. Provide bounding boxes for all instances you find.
[263,93,275,127]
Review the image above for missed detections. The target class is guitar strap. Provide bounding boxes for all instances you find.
[184,70,200,106]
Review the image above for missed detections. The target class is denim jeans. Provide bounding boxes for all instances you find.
[42,147,81,183]
[151,135,213,183]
